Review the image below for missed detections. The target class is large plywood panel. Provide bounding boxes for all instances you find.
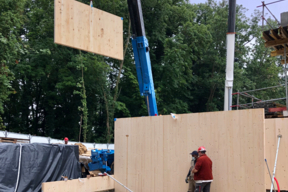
[265,118,288,190]
[115,109,266,192]
[42,176,114,192]
[54,0,123,60]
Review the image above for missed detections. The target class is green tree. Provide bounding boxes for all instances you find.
[0,0,27,130]
[2,0,286,143]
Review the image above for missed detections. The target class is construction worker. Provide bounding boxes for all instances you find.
[64,137,69,144]
[185,151,198,192]
[192,146,213,192]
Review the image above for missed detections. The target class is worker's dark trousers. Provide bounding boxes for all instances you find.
[194,182,211,192]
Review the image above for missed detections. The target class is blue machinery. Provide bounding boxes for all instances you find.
[88,149,114,173]
[128,0,158,116]
[89,0,157,173]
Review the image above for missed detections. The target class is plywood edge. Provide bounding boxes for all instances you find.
[71,0,123,20]
[54,41,123,60]
[115,108,265,121]
[42,176,114,192]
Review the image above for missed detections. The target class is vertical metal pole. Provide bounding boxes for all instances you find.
[228,88,233,110]
[224,0,236,111]
[252,98,254,108]
[262,1,264,30]
[146,96,150,115]
[285,46,288,111]
[270,134,282,192]
[265,159,276,192]
[237,90,239,110]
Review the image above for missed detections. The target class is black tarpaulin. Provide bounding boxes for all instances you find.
[0,143,81,192]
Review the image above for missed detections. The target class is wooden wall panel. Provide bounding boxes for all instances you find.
[42,176,114,192]
[265,118,288,190]
[54,0,123,60]
[115,109,266,192]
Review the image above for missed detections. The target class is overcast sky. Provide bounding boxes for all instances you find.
[189,0,288,23]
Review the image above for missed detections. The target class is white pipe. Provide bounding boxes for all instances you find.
[14,144,23,192]
[104,172,133,192]
[224,33,235,111]
[270,135,282,192]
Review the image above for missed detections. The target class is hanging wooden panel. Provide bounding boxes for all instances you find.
[54,0,123,60]
[114,109,266,192]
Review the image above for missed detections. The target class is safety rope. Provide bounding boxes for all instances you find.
[14,144,23,192]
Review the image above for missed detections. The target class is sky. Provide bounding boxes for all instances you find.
[189,0,288,23]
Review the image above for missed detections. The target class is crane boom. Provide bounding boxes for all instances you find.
[127,0,158,116]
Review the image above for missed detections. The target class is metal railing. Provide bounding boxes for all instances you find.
[0,130,114,149]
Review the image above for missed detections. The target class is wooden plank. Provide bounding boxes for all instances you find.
[114,118,128,192]
[280,27,288,38]
[265,118,288,190]
[54,0,123,60]
[265,38,288,47]
[262,32,273,41]
[42,176,114,192]
[115,109,266,192]
[270,29,281,40]
[270,48,288,56]
[281,57,288,65]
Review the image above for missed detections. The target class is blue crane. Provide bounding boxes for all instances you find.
[127,0,158,116]
[88,1,158,175]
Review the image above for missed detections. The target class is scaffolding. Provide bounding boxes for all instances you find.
[234,0,288,116]
[231,84,286,113]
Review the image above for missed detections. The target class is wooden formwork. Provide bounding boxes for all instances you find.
[114,109,266,192]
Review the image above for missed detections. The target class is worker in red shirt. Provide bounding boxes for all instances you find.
[64,137,69,144]
[192,146,213,192]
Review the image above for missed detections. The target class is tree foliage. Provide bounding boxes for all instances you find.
[1,0,284,142]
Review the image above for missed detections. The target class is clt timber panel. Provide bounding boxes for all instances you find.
[42,176,114,192]
[115,109,266,192]
[54,0,123,60]
[265,118,288,190]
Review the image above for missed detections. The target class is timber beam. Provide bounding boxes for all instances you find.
[280,27,288,38]
[265,38,288,47]
[271,48,288,56]
[269,29,280,40]
[262,32,273,41]
[281,57,288,65]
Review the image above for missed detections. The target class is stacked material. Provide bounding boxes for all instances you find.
[75,142,87,155]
